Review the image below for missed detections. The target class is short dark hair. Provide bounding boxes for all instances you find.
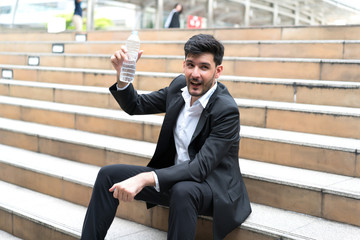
[174,3,183,14]
[184,34,224,66]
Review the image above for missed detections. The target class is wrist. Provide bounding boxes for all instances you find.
[139,172,155,187]
[117,73,129,89]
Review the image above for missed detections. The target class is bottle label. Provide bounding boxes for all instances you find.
[120,60,136,83]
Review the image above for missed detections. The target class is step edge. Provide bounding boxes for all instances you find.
[0,117,358,155]
[2,69,360,89]
[1,144,359,201]
[2,180,359,240]
[2,95,360,125]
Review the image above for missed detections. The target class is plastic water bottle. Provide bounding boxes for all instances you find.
[119,31,140,83]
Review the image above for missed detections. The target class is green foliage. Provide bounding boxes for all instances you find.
[94,18,113,30]
[145,20,154,29]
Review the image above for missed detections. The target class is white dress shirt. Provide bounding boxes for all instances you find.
[117,81,218,191]
[174,82,218,164]
[153,81,218,191]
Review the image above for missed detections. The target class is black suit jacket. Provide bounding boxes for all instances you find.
[169,12,180,28]
[110,75,251,239]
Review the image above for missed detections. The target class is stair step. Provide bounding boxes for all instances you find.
[0,181,166,240]
[0,230,22,240]
[3,55,360,81]
[0,116,359,177]
[0,32,75,41]
[86,26,360,41]
[1,178,359,240]
[1,94,359,140]
[1,72,360,109]
[0,95,162,143]
[0,142,359,227]
[2,40,360,58]
[0,117,154,167]
[0,79,119,109]
[236,98,360,138]
[3,25,360,42]
[241,158,360,200]
[243,203,360,240]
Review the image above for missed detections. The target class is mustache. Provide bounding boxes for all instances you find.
[189,78,202,84]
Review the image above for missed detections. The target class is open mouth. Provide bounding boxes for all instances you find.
[190,80,202,87]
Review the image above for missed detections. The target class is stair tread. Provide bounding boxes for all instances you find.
[2,39,360,44]
[0,144,99,187]
[0,181,166,239]
[241,125,360,151]
[1,106,359,153]
[2,68,360,88]
[0,95,163,125]
[1,179,359,240]
[3,54,360,64]
[240,158,360,199]
[244,203,360,240]
[0,78,110,93]
[1,128,359,201]
[0,117,155,158]
[0,230,22,240]
[1,84,360,117]
[3,50,360,63]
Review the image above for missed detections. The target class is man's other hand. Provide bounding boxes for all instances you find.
[109,172,155,202]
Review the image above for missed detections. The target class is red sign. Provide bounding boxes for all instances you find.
[187,15,202,29]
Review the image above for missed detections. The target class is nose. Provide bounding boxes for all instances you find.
[191,66,201,79]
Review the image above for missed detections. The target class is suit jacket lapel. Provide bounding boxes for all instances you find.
[162,92,184,131]
[190,108,209,144]
[149,92,184,168]
[190,85,219,144]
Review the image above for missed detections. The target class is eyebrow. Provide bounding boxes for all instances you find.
[185,59,211,66]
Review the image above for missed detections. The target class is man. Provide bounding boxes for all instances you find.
[81,34,251,240]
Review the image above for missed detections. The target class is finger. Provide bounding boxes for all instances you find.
[112,51,122,63]
[119,46,129,61]
[137,50,144,61]
[110,55,119,68]
[109,185,116,192]
[125,193,133,202]
[113,188,118,199]
[118,189,126,201]
[121,45,127,53]
[120,51,128,62]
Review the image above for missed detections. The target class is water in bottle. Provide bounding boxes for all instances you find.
[120,31,140,83]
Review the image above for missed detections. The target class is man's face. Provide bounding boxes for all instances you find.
[183,53,223,104]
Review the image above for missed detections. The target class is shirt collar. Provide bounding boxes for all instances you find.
[181,81,218,108]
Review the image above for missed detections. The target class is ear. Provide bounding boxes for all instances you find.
[215,65,223,79]
[183,60,186,72]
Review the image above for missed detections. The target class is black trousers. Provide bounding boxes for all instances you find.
[81,164,213,240]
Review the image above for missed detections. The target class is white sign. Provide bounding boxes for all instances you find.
[2,69,13,79]
[28,56,40,66]
[52,44,64,53]
[75,34,87,42]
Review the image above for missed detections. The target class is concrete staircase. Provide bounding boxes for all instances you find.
[0,25,360,239]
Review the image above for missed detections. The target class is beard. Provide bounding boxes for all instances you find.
[187,72,216,97]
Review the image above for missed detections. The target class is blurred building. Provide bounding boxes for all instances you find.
[118,0,360,29]
[1,0,360,31]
